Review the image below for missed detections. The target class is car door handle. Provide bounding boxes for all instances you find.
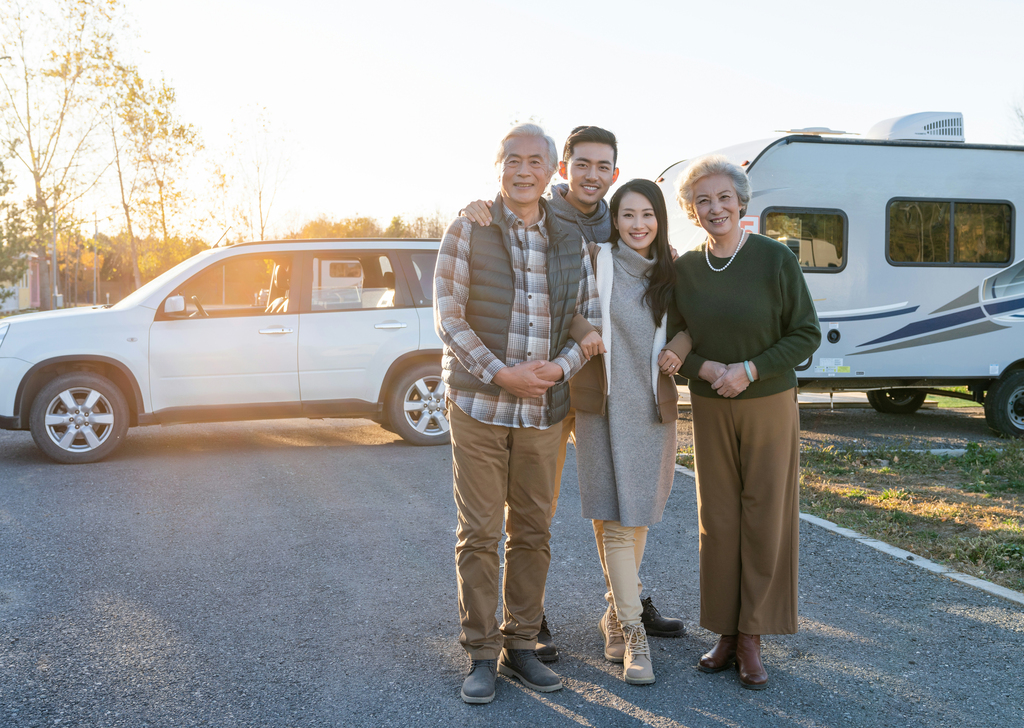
[374,322,408,330]
[259,327,294,335]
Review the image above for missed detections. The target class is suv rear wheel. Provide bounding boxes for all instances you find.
[386,362,450,446]
[29,372,130,463]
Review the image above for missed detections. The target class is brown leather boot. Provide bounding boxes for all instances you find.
[697,634,737,673]
[736,632,768,689]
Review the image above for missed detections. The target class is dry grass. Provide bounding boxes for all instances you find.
[677,441,1024,592]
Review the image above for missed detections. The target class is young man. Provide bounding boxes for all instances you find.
[461,125,686,666]
[435,123,601,704]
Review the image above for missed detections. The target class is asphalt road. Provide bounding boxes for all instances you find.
[1,414,1022,728]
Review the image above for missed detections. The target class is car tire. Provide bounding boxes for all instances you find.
[984,371,1024,438]
[866,388,927,414]
[385,362,450,446]
[29,372,130,464]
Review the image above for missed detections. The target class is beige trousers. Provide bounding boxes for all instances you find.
[690,388,801,636]
[596,520,648,625]
[449,403,562,659]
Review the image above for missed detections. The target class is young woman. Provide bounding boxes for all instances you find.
[569,178,691,684]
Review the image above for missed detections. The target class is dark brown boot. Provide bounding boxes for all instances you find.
[736,632,768,690]
[697,634,737,673]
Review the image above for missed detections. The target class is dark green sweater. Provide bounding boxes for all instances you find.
[670,234,821,400]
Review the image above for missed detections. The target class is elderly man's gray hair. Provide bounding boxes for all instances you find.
[675,154,752,223]
[495,123,559,171]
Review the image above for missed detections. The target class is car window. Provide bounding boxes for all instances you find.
[407,252,437,306]
[310,253,396,311]
[171,254,293,318]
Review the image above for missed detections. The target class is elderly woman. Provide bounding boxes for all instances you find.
[668,154,820,689]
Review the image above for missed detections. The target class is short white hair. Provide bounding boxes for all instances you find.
[675,154,752,223]
[495,123,558,171]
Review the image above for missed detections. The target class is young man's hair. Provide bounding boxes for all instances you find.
[562,125,618,166]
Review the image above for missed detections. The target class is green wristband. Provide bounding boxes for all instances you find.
[743,361,754,383]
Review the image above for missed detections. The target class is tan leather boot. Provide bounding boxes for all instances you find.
[599,605,626,663]
[736,632,768,690]
[621,623,655,685]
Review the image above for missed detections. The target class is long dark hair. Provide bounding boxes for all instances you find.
[608,178,676,327]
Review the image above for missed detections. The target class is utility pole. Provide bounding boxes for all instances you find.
[93,214,99,305]
[51,211,58,309]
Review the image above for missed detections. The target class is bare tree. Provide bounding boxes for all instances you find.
[229,106,289,242]
[1013,97,1024,142]
[0,0,121,308]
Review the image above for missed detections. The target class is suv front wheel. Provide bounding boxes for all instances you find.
[29,372,130,464]
[386,362,450,446]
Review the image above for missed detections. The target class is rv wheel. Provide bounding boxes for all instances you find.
[984,371,1024,438]
[866,389,927,414]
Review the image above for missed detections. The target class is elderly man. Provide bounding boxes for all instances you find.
[434,123,600,704]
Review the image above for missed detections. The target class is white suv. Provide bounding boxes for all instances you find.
[0,239,449,463]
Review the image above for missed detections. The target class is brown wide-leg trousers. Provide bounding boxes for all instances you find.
[449,403,562,659]
[690,388,800,636]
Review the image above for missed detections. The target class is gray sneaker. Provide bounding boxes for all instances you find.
[460,659,497,704]
[497,648,563,692]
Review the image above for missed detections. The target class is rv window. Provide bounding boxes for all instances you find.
[888,201,950,263]
[888,199,1012,266]
[763,210,845,271]
[954,203,1012,264]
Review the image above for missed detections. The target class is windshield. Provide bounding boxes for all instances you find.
[111,248,219,309]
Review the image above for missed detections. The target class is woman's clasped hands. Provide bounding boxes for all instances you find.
[699,360,758,398]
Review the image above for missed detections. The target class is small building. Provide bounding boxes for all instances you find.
[0,252,40,313]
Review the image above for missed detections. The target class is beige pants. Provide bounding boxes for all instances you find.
[449,403,562,659]
[690,388,800,636]
[596,520,648,625]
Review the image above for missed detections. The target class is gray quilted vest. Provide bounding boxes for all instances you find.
[444,196,581,424]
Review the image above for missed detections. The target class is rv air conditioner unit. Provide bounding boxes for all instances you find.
[866,112,964,143]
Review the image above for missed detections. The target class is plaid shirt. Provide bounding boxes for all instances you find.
[434,201,600,429]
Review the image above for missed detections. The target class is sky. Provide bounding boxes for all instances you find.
[108,0,1024,237]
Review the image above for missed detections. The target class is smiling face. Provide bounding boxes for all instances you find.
[558,141,619,214]
[499,135,555,218]
[615,190,658,259]
[692,173,742,242]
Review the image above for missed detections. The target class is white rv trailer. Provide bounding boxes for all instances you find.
[657,112,1024,438]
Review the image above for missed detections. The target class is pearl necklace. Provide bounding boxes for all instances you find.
[705,231,748,272]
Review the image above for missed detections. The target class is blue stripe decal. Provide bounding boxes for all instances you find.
[823,306,919,322]
[983,297,1024,316]
[859,307,985,347]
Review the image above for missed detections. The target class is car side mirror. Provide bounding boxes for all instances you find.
[164,295,185,314]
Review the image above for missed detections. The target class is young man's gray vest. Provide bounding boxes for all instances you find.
[443,196,581,424]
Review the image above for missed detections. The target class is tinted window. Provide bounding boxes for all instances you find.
[888,200,1012,265]
[174,254,291,317]
[311,253,396,310]
[763,210,845,270]
[408,252,438,306]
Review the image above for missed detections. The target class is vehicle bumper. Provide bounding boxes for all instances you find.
[0,356,32,426]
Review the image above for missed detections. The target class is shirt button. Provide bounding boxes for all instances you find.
[529,322,534,327]
[528,294,532,299]
[527,352,532,356]
[527,268,531,272]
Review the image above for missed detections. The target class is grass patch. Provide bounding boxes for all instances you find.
[799,441,1024,591]
[677,441,1024,591]
[929,386,983,409]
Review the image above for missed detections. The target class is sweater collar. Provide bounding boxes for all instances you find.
[613,240,656,278]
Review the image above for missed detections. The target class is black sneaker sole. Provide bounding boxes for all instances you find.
[645,627,686,638]
[497,662,563,692]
